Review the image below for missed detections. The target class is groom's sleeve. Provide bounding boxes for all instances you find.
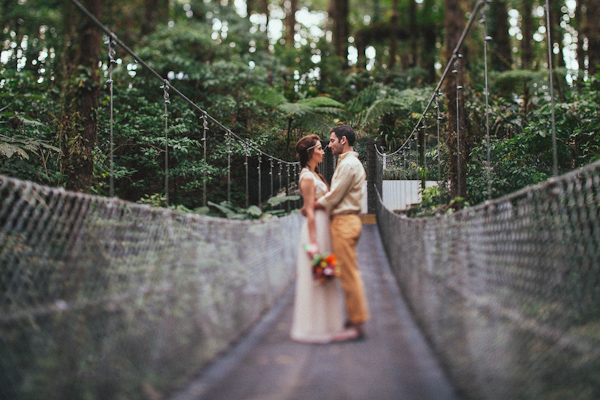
[317,162,354,212]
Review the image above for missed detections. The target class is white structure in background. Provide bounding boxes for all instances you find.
[362,180,438,213]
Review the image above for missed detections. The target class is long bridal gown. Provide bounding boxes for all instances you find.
[290,168,345,343]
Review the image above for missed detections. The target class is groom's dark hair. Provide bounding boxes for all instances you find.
[331,125,356,146]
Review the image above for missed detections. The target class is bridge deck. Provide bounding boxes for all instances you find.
[171,224,458,400]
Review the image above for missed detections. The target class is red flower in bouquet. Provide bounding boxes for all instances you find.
[309,251,340,283]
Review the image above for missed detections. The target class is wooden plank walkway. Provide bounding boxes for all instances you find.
[171,224,459,400]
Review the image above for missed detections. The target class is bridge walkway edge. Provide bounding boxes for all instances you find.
[170,223,458,400]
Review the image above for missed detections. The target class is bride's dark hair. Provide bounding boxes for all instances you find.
[296,134,328,187]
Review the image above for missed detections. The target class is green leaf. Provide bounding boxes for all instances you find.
[247,205,262,218]
[267,195,300,206]
[208,201,236,217]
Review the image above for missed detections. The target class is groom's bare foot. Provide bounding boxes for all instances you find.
[333,324,366,342]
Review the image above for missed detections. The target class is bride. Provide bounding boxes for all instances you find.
[290,134,345,343]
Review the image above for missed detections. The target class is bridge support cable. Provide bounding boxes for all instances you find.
[435,91,442,195]
[245,145,250,208]
[375,0,487,160]
[545,0,559,177]
[105,37,116,198]
[202,112,208,207]
[286,164,290,196]
[373,0,488,210]
[258,153,262,206]
[226,131,232,203]
[480,4,493,200]
[453,54,463,197]
[161,80,170,205]
[69,0,299,207]
[270,159,274,199]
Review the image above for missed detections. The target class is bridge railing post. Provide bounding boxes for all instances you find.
[366,138,380,215]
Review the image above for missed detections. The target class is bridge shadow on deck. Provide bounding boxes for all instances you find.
[171,224,458,400]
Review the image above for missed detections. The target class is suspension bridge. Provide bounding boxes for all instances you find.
[2,0,600,399]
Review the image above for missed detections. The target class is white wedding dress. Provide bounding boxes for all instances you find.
[290,168,345,343]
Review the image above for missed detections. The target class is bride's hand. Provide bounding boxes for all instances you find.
[305,243,319,259]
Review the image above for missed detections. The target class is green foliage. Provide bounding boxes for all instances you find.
[348,84,431,149]
[467,77,600,205]
[2,0,599,215]
[468,135,551,204]
[207,195,300,219]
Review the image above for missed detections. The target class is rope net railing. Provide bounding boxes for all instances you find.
[0,175,302,400]
[376,159,600,400]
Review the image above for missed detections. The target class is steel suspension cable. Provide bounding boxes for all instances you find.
[105,37,116,197]
[421,118,427,193]
[270,159,274,199]
[454,55,463,196]
[436,92,442,183]
[69,0,299,200]
[245,145,250,208]
[376,0,487,159]
[278,161,283,194]
[258,153,262,206]
[481,6,493,200]
[201,112,208,207]
[161,80,170,205]
[545,0,559,177]
[226,131,231,203]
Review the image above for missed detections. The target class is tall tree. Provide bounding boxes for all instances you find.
[443,0,468,199]
[422,0,439,82]
[408,0,418,67]
[550,0,565,68]
[489,0,512,71]
[521,0,534,69]
[59,0,104,192]
[285,0,298,46]
[142,0,168,36]
[583,0,600,74]
[329,0,349,65]
[574,0,584,74]
[388,0,399,68]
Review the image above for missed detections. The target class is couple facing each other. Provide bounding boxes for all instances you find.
[290,124,370,343]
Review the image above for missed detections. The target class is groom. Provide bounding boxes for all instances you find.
[316,124,369,341]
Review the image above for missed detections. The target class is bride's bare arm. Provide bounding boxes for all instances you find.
[299,175,318,257]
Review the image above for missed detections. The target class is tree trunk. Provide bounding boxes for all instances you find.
[142,0,161,36]
[575,0,584,78]
[551,0,565,68]
[246,0,255,16]
[355,31,367,69]
[443,0,468,199]
[584,0,600,74]
[521,0,534,69]
[60,0,104,192]
[285,0,298,46]
[388,0,399,69]
[330,0,349,66]
[489,0,512,71]
[262,0,270,51]
[408,0,418,68]
[422,0,437,82]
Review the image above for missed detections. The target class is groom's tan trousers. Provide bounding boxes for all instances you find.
[330,214,370,325]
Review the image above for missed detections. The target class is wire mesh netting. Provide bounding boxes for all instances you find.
[0,175,301,400]
[376,159,600,400]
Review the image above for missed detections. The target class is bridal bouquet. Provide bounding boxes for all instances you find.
[307,248,340,283]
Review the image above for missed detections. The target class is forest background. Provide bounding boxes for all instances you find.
[1,0,599,213]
